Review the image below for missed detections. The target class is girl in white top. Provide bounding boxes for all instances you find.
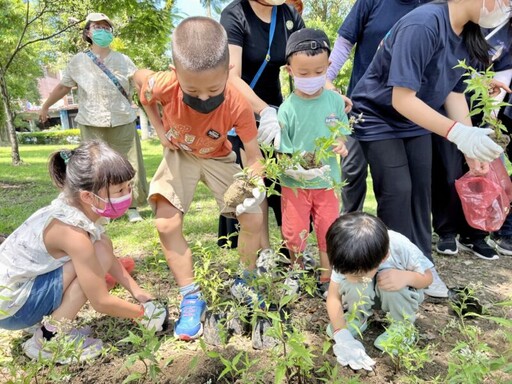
[0,140,166,363]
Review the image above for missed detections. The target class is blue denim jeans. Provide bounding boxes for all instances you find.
[0,267,63,330]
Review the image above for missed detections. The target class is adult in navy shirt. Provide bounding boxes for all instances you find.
[327,0,427,215]
[432,21,512,262]
[350,1,506,294]
[219,0,304,251]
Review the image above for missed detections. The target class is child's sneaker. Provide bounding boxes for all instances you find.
[174,294,206,341]
[424,267,448,298]
[126,208,143,223]
[23,327,103,364]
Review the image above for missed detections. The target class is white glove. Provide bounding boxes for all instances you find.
[446,122,503,162]
[140,301,168,332]
[257,107,281,148]
[333,329,376,371]
[235,178,266,216]
[285,164,331,181]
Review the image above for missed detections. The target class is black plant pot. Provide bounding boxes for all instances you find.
[448,286,483,318]
[251,306,289,350]
[203,310,228,346]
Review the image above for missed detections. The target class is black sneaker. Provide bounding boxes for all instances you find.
[436,235,458,255]
[457,237,499,260]
[487,235,512,256]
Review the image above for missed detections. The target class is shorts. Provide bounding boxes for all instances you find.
[149,148,262,217]
[0,267,63,330]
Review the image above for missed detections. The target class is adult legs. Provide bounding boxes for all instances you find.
[341,135,367,213]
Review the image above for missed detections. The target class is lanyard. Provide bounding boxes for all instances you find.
[249,6,277,89]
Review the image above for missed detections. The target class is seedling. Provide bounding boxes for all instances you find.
[378,315,431,374]
[223,171,263,209]
[456,60,511,150]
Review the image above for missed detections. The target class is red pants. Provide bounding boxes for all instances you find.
[281,187,339,252]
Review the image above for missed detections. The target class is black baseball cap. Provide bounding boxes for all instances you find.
[285,28,331,59]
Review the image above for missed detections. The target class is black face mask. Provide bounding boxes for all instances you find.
[182,91,225,114]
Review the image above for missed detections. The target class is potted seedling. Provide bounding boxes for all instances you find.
[456,60,511,152]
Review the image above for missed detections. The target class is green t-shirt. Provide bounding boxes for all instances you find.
[277,89,349,189]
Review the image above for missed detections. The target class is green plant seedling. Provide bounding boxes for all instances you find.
[378,315,431,374]
[455,60,511,149]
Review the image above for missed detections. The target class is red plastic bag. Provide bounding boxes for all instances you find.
[455,159,512,232]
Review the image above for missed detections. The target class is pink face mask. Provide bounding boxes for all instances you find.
[91,191,132,219]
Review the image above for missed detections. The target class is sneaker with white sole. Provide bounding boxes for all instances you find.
[436,235,458,255]
[458,237,499,260]
[230,277,265,308]
[174,294,206,341]
[487,235,512,256]
[23,327,103,364]
[424,267,448,298]
[126,208,143,223]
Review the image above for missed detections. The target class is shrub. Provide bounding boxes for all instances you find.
[17,129,81,145]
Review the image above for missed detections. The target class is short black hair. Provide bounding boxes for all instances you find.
[326,212,390,275]
[172,16,229,72]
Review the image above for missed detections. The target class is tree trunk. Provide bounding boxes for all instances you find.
[0,70,21,165]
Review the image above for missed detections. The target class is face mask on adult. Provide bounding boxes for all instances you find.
[91,191,132,219]
[479,0,510,29]
[182,91,225,114]
[293,74,326,95]
[263,0,287,5]
[91,29,114,47]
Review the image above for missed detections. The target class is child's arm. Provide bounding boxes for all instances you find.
[326,281,347,331]
[132,69,176,149]
[241,137,264,176]
[327,281,376,371]
[377,268,433,291]
[107,258,153,303]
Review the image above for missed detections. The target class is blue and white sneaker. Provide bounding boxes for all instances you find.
[174,294,206,341]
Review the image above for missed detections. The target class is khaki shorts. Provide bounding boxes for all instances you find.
[149,149,260,217]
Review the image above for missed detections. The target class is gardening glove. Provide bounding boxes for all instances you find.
[140,301,168,332]
[284,164,331,181]
[235,178,266,216]
[333,329,376,371]
[446,122,503,162]
[257,106,281,148]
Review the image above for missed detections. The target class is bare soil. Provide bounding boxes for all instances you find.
[1,247,511,384]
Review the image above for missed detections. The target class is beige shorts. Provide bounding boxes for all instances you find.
[149,149,260,217]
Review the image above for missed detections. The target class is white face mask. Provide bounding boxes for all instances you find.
[479,0,510,29]
[265,0,287,5]
[293,74,326,95]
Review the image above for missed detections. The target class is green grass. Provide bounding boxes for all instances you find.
[0,140,377,249]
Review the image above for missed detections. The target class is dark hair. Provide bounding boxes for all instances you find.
[432,0,490,67]
[287,48,329,64]
[171,16,229,71]
[83,21,93,45]
[462,22,491,67]
[326,212,390,275]
[48,140,135,201]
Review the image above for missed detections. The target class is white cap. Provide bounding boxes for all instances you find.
[86,13,113,28]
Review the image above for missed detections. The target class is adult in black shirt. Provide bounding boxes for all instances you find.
[219,0,304,251]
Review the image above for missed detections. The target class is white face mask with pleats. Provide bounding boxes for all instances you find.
[479,0,511,29]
